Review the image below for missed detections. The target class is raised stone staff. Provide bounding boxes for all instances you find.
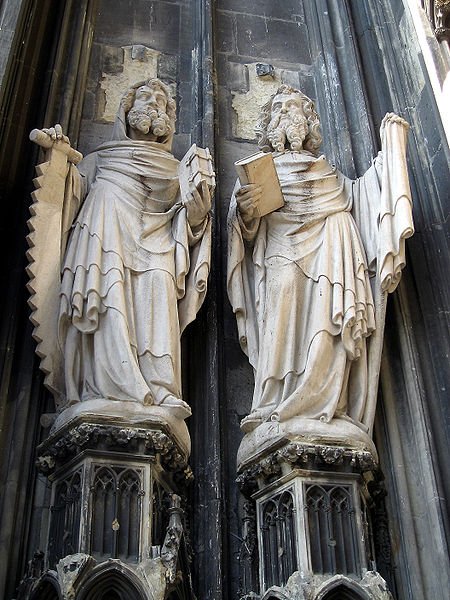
[227,85,413,462]
[28,79,214,441]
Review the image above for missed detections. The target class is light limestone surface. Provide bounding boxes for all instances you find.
[29,79,213,438]
[237,418,378,471]
[231,64,282,140]
[260,570,394,599]
[53,552,171,600]
[56,554,95,600]
[99,46,160,123]
[228,86,413,458]
[49,397,191,458]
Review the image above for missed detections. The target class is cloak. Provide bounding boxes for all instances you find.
[58,104,211,407]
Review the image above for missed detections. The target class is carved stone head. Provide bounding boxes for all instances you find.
[120,78,177,142]
[255,85,322,154]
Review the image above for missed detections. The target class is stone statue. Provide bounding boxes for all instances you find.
[28,79,214,433]
[227,85,413,459]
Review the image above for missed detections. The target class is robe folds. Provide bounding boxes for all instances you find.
[59,140,211,406]
[227,119,413,432]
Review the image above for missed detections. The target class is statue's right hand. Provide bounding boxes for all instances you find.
[30,125,83,164]
[41,124,70,143]
[30,124,70,148]
[235,184,262,220]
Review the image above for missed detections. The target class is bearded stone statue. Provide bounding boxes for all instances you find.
[227,85,413,463]
[28,79,213,448]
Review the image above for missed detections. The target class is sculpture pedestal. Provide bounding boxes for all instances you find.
[237,417,378,472]
[237,438,394,600]
[18,404,194,600]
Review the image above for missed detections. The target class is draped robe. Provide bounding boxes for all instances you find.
[58,121,211,409]
[227,119,413,433]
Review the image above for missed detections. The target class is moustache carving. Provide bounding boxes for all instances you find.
[267,112,309,152]
[127,106,172,137]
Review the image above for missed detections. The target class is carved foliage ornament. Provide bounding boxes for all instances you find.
[37,424,191,475]
[236,442,376,496]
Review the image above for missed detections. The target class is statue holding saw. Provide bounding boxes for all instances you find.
[28,79,215,429]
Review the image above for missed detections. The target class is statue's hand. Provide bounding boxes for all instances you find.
[235,184,262,223]
[185,181,212,229]
[41,124,70,144]
[380,112,409,135]
[30,124,70,147]
[29,124,82,164]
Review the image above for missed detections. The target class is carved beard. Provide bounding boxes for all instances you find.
[126,106,172,138]
[267,112,308,152]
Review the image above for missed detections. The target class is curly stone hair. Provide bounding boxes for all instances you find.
[120,78,177,124]
[255,85,322,154]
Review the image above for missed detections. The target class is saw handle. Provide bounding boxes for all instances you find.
[29,129,83,165]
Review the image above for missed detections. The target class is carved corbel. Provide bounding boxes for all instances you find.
[160,494,184,584]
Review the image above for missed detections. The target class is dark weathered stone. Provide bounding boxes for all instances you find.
[236,15,311,64]
[228,62,250,92]
[217,0,304,22]
[157,52,178,82]
[417,87,446,159]
[0,2,86,596]
[100,45,124,74]
[255,62,274,78]
[177,81,194,134]
[95,0,181,52]
[216,10,236,54]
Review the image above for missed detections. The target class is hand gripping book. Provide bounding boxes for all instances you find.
[234,151,284,217]
[179,143,216,204]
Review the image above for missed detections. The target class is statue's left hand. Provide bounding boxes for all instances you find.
[185,181,212,229]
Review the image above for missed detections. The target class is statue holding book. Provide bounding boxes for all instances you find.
[227,85,413,456]
[28,79,214,432]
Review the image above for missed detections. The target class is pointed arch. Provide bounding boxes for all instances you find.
[48,469,82,567]
[116,469,142,561]
[316,575,372,600]
[90,466,143,562]
[305,483,360,576]
[77,563,148,600]
[322,588,367,600]
[29,577,61,600]
[260,587,291,600]
[260,489,297,588]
